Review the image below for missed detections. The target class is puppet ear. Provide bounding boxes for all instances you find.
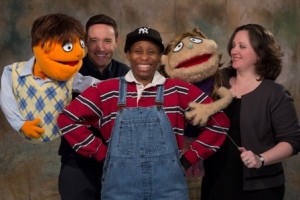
[193,27,207,39]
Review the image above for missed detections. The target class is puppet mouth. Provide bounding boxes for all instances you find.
[58,61,79,66]
[176,54,211,68]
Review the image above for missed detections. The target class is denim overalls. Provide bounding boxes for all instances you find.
[101,77,188,200]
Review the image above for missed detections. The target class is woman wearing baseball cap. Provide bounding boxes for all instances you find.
[57,26,229,199]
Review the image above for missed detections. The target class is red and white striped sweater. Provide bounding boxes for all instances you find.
[57,77,229,165]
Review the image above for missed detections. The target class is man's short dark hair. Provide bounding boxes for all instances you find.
[85,14,118,38]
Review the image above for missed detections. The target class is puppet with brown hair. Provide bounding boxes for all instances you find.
[161,28,232,127]
[0,13,98,143]
[160,28,233,184]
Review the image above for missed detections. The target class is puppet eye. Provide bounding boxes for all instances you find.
[62,42,73,52]
[190,37,203,44]
[80,39,85,48]
[173,42,184,52]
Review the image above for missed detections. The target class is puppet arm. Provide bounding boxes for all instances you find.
[72,73,100,93]
[185,86,233,126]
[0,65,44,138]
[20,118,44,138]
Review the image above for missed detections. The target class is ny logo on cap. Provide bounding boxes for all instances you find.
[138,27,149,34]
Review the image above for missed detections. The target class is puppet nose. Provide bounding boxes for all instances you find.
[188,42,193,49]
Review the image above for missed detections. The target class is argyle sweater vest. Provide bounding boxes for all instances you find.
[12,62,73,143]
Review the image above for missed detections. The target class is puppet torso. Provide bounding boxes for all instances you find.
[12,62,73,143]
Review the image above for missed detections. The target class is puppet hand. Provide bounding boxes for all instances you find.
[20,118,45,138]
[185,102,213,126]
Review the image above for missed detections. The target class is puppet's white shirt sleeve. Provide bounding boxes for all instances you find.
[72,73,100,93]
[0,58,100,132]
[0,64,25,131]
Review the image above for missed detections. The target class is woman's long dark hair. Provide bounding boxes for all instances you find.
[227,24,283,80]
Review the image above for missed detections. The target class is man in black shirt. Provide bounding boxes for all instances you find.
[58,14,129,200]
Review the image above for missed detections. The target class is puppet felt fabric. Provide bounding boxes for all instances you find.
[0,13,97,143]
[161,28,233,126]
[160,28,232,178]
[159,29,233,185]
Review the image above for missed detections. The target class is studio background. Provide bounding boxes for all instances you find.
[0,0,299,199]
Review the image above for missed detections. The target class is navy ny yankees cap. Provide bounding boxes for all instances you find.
[124,27,164,53]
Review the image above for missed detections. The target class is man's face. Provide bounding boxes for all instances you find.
[126,40,161,86]
[86,24,118,71]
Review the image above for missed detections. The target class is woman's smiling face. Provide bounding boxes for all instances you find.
[230,30,259,71]
[126,40,162,86]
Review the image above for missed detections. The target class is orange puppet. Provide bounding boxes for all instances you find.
[0,13,97,143]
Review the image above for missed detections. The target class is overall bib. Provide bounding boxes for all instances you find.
[101,77,188,200]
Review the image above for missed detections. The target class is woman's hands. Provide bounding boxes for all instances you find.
[239,147,263,169]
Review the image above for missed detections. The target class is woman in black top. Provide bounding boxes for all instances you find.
[201,24,300,200]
